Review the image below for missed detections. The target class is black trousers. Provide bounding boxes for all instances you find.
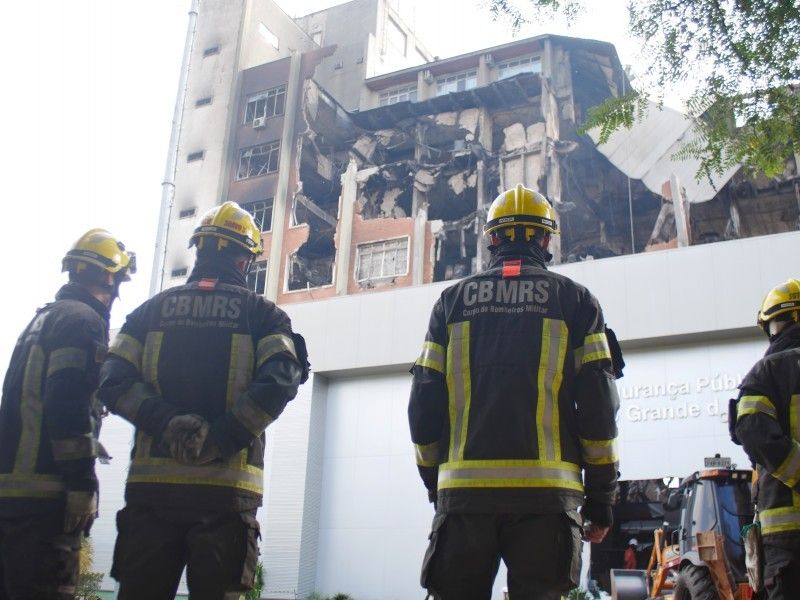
[421,511,583,600]
[0,511,81,600]
[763,533,800,600]
[112,504,260,600]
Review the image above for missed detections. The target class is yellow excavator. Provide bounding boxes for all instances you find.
[610,466,756,600]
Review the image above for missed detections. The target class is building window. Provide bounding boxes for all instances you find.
[203,46,220,57]
[386,18,407,57]
[171,267,188,278]
[178,208,196,219]
[311,31,323,46]
[259,23,279,49]
[247,260,268,295]
[195,96,213,107]
[379,84,417,106]
[497,56,542,80]
[187,151,204,162]
[356,238,409,283]
[242,198,274,232]
[436,70,477,95]
[244,86,287,125]
[237,142,280,180]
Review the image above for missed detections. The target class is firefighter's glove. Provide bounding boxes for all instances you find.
[581,499,613,528]
[189,436,223,465]
[173,422,222,465]
[161,414,208,459]
[64,490,98,534]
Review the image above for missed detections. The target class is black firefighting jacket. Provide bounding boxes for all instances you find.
[98,261,308,512]
[735,323,800,537]
[409,247,620,514]
[0,283,108,516]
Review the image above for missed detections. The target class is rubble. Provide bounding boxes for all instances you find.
[275,38,799,296]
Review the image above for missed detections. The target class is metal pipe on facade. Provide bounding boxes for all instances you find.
[149,0,199,297]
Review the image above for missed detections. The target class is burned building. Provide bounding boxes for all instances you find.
[154,0,798,307]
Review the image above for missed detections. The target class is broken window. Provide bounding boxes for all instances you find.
[247,260,268,295]
[496,56,541,80]
[237,142,280,180]
[242,198,274,232]
[244,86,287,125]
[379,84,418,106]
[436,70,477,96]
[286,244,334,291]
[355,237,409,284]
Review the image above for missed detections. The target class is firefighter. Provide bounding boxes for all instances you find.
[0,229,135,599]
[409,184,621,600]
[98,201,309,600]
[734,278,800,599]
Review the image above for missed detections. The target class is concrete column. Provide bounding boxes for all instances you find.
[477,53,492,87]
[335,159,358,296]
[266,51,302,301]
[669,174,691,247]
[475,107,493,271]
[412,196,428,285]
[412,123,428,286]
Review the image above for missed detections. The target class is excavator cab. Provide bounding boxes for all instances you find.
[610,467,755,600]
[669,469,753,598]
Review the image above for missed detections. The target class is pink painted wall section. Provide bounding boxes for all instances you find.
[346,215,415,295]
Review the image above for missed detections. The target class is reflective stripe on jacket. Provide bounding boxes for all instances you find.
[0,283,108,514]
[409,254,620,514]
[98,269,303,512]
[736,324,800,536]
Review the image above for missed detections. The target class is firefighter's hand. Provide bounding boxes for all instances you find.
[427,488,438,510]
[582,523,610,544]
[173,422,222,465]
[64,490,98,534]
[581,499,612,543]
[161,414,207,459]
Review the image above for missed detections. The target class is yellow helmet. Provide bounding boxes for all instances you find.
[757,278,800,327]
[62,229,136,280]
[189,201,263,255]
[484,184,559,241]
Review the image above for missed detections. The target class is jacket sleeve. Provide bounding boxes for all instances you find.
[97,306,180,440]
[408,297,449,493]
[735,361,800,493]
[206,305,306,459]
[572,289,620,506]
[42,311,105,492]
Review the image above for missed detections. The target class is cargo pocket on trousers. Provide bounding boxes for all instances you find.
[561,511,583,591]
[237,512,262,590]
[420,512,447,589]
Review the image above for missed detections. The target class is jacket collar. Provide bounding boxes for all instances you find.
[765,321,800,355]
[188,259,248,288]
[55,282,110,322]
[487,242,549,270]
